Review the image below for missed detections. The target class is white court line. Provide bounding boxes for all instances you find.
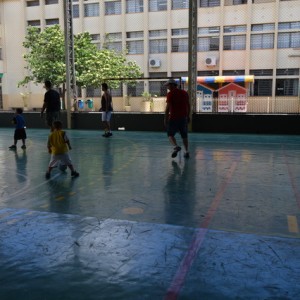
[1,172,60,202]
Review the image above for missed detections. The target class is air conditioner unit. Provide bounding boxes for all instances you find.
[205,57,217,66]
[149,59,161,68]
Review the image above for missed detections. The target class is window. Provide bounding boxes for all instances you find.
[128,82,144,96]
[199,0,220,7]
[73,5,79,18]
[223,35,246,50]
[252,0,275,3]
[171,29,188,52]
[91,34,100,41]
[107,32,122,40]
[198,27,220,35]
[278,22,300,30]
[86,86,101,97]
[171,38,188,52]
[198,70,219,76]
[126,0,143,13]
[198,37,219,51]
[278,32,300,48]
[149,80,168,97]
[224,25,247,33]
[127,41,144,54]
[107,42,122,52]
[251,79,272,96]
[26,0,39,7]
[45,18,59,26]
[172,28,188,36]
[251,34,274,49]
[172,0,188,9]
[276,69,299,76]
[172,72,188,77]
[90,34,101,49]
[45,0,58,4]
[106,32,122,52]
[84,3,100,17]
[251,23,275,31]
[149,0,167,11]
[223,70,245,75]
[149,39,167,53]
[105,1,121,15]
[149,30,167,38]
[111,84,123,97]
[250,69,273,76]
[276,79,299,96]
[27,20,41,27]
[126,31,144,38]
[224,0,247,5]
[149,30,167,53]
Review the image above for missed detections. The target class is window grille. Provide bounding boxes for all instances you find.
[149,0,167,11]
[105,1,121,15]
[84,3,100,17]
[126,0,143,13]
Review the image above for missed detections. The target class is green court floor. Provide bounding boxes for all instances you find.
[0,128,299,299]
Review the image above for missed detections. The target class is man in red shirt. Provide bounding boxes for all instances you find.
[164,79,190,158]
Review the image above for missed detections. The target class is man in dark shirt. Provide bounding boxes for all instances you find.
[41,80,61,130]
[100,83,113,137]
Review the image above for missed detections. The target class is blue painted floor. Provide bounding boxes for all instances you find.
[0,128,300,299]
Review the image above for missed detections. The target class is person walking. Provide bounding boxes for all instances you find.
[9,108,27,150]
[41,80,61,130]
[99,83,113,137]
[45,120,79,179]
[164,79,190,158]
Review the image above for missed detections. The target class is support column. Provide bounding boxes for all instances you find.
[64,0,77,129]
[188,0,198,129]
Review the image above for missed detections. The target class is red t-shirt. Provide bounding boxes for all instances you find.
[166,88,190,120]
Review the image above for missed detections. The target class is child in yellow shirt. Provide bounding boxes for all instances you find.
[45,120,79,179]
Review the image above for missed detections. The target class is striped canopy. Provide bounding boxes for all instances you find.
[181,75,254,84]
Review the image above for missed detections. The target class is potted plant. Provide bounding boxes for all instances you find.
[124,95,131,112]
[140,91,153,112]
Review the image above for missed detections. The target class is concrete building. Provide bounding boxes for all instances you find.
[0,0,300,111]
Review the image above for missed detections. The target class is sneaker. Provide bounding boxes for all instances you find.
[108,132,113,137]
[71,171,79,178]
[9,145,16,150]
[102,132,109,137]
[171,146,181,158]
[21,145,26,150]
[45,172,51,179]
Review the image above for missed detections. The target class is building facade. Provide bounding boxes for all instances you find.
[0,0,300,111]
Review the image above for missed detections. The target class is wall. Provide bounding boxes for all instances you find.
[1,111,299,135]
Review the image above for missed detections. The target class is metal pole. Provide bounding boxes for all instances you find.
[63,0,77,129]
[188,0,198,130]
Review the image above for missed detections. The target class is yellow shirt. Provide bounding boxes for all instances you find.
[48,130,68,155]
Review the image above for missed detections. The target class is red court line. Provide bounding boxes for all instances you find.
[165,161,238,300]
[283,149,300,209]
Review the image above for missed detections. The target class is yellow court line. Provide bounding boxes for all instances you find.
[287,215,299,233]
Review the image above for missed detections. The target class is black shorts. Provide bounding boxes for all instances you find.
[14,128,27,140]
[46,111,60,127]
[167,117,188,139]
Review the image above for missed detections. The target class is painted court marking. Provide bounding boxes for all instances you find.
[165,160,238,300]
[283,148,300,209]
[287,215,299,233]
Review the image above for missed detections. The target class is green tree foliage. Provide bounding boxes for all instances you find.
[18,25,142,89]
